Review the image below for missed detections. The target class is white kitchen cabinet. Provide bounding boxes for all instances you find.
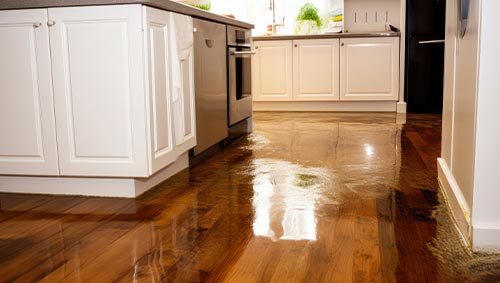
[144,8,196,174]
[0,5,196,180]
[293,39,340,100]
[49,5,149,177]
[144,7,177,174]
[340,37,399,101]
[253,40,293,101]
[0,9,59,176]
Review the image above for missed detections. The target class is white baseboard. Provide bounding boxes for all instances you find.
[396,102,407,113]
[253,101,397,112]
[473,224,500,252]
[0,153,189,198]
[437,158,472,246]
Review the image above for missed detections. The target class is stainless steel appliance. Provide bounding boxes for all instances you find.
[227,25,254,127]
[192,19,228,155]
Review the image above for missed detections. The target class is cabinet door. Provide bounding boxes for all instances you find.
[340,37,399,101]
[170,13,197,155]
[253,40,293,101]
[143,7,176,174]
[48,5,148,177]
[293,39,340,100]
[0,9,59,175]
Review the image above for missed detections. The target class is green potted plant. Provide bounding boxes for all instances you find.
[295,3,322,34]
[190,2,211,11]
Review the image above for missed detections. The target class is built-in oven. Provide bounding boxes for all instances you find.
[227,26,254,127]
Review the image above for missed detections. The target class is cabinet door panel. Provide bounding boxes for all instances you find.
[253,40,293,101]
[49,5,148,177]
[144,7,176,174]
[293,39,340,100]
[170,13,196,154]
[340,37,399,101]
[0,9,59,175]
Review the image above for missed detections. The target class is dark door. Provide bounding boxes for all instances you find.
[405,0,446,113]
[405,35,445,113]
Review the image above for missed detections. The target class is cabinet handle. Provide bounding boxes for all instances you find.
[33,22,42,28]
[47,20,56,27]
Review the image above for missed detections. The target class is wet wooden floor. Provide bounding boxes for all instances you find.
[1,112,499,282]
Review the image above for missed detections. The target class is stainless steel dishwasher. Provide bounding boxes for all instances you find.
[192,19,227,155]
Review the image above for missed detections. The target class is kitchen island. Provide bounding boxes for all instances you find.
[0,1,253,197]
[0,0,253,29]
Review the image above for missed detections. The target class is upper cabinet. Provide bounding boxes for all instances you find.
[293,39,340,101]
[0,9,59,175]
[340,37,399,101]
[0,5,196,178]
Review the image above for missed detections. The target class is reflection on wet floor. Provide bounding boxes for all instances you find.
[0,112,500,282]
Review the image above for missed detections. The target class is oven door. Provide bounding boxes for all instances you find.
[228,47,254,126]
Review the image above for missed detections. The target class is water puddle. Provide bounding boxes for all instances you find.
[247,158,338,241]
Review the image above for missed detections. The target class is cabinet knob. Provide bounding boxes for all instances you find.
[47,20,56,27]
[341,43,345,46]
[33,22,42,28]
[255,46,259,49]
[294,44,298,47]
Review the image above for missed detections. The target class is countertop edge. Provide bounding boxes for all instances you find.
[0,0,254,29]
[253,32,401,41]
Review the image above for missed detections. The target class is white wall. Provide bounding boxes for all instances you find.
[210,0,341,35]
[471,0,500,250]
[439,0,500,251]
[343,0,400,32]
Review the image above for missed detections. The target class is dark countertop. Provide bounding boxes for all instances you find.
[0,0,254,29]
[253,31,400,41]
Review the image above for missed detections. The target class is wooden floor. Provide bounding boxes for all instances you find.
[1,112,500,282]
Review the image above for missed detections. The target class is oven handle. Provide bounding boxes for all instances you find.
[229,50,257,56]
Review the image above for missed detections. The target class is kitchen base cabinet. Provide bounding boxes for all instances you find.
[144,7,196,175]
[293,39,340,100]
[0,5,196,197]
[49,5,149,177]
[0,9,59,176]
[340,37,399,101]
[253,40,293,101]
[252,36,400,110]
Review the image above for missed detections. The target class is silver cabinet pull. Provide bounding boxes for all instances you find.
[47,20,56,27]
[418,39,445,45]
[33,22,42,28]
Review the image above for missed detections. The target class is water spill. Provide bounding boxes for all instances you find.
[2,112,500,282]
[248,158,338,241]
[428,192,500,282]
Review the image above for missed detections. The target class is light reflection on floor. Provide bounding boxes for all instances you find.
[250,158,336,241]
